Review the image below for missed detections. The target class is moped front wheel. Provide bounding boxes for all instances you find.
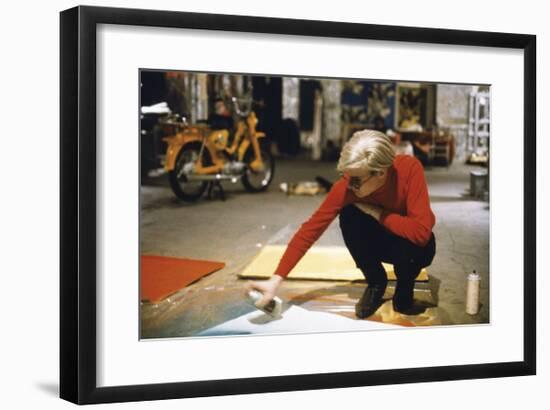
[241,143,275,192]
[169,144,209,201]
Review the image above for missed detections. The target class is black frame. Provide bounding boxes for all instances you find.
[60,5,536,405]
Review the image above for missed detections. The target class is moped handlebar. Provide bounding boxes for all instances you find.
[231,96,263,117]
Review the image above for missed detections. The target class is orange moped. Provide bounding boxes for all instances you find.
[163,97,274,201]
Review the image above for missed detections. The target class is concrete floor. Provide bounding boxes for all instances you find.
[140,156,489,339]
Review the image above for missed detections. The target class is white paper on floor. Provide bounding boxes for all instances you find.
[197,305,402,337]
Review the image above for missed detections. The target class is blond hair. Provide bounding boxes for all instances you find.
[337,129,395,175]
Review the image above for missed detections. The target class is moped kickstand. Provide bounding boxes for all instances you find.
[206,180,226,201]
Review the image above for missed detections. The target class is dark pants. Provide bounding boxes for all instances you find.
[339,204,436,307]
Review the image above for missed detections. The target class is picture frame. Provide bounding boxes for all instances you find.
[60,5,536,405]
[394,82,435,130]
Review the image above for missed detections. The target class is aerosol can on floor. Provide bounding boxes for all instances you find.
[465,270,481,315]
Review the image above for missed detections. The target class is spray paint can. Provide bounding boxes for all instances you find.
[246,290,283,318]
[465,270,481,315]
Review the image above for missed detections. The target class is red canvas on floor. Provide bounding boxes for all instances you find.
[140,255,225,302]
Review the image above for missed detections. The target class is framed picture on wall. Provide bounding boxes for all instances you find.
[60,5,536,405]
[395,82,436,130]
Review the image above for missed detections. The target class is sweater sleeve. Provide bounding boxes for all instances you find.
[274,178,350,278]
[379,159,435,246]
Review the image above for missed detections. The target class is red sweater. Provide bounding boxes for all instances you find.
[274,155,436,278]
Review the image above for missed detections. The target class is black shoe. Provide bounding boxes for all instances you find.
[355,284,386,319]
[392,299,427,315]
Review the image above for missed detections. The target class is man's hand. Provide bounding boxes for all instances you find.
[244,274,284,309]
[354,202,383,221]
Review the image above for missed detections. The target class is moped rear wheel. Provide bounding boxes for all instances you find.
[241,143,275,192]
[169,144,210,201]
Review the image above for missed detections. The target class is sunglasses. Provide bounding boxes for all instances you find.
[347,172,381,190]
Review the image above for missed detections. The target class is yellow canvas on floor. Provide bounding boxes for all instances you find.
[238,245,429,281]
